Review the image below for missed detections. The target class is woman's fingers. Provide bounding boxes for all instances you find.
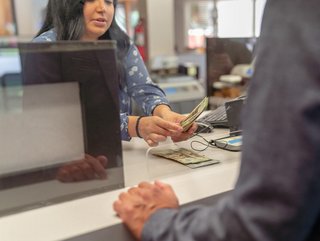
[139,116,183,139]
[138,115,198,146]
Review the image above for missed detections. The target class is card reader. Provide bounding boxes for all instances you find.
[214,135,242,151]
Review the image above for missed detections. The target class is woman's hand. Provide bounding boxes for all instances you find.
[137,116,183,146]
[153,105,197,142]
[113,181,179,240]
[160,110,197,142]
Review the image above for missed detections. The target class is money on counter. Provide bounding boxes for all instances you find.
[152,147,219,169]
[152,147,210,164]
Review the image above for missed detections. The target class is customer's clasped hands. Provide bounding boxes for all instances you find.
[113,181,179,240]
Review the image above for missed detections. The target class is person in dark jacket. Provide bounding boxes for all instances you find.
[113,0,320,240]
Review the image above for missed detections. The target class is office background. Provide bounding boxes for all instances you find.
[1,0,266,110]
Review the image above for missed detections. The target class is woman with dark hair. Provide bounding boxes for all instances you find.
[34,0,196,147]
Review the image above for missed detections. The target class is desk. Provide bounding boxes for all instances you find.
[0,129,241,241]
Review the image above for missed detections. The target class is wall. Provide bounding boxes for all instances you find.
[14,0,48,37]
[174,0,188,53]
[138,0,175,61]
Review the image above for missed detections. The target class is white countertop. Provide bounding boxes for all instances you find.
[0,130,241,241]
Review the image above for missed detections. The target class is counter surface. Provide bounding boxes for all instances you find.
[0,129,241,241]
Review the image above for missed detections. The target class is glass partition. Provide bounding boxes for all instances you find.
[0,41,124,216]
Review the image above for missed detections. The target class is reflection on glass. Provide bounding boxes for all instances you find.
[56,154,108,183]
[0,41,124,217]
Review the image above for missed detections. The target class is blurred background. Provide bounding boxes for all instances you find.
[0,0,267,111]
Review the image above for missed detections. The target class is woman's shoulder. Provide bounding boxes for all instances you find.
[125,40,142,62]
[32,29,57,42]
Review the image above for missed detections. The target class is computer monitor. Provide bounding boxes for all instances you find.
[225,97,245,134]
[0,41,124,216]
[206,37,256,97]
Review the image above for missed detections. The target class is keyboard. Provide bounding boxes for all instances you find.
[196,105,228,127]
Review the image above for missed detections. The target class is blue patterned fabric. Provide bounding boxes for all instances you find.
[33,29,169,140]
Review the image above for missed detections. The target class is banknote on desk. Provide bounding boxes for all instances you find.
[180,97,209,132]
[152,147,219,169]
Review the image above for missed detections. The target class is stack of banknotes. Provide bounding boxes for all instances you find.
[180,97,209,131]
[152,147,219,169]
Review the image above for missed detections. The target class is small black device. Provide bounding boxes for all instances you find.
[214,98,245,151]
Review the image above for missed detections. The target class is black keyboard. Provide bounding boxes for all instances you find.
[196,105,228,127]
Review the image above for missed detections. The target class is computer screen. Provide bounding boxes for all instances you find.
[0,41,124,216]
[225,97,245,134]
